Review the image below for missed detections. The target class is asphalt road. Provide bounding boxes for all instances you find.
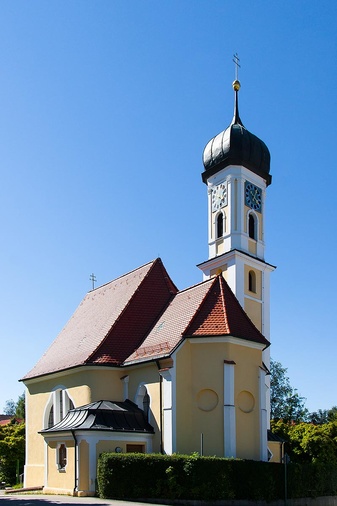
[0,492,165,506]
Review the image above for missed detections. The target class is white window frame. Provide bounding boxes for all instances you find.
[56,442,67,471]
[43,387,75,429]
[247,210,259,241]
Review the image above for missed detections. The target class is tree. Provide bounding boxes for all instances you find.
[3,393,25,420]
[3,400,15,417]
[270,359,308,422]
[308,406,337,425]
[271,418,337,464]
[0,419,25,485]
[14,394,25,420]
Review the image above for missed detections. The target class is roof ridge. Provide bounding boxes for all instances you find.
[218,275,230,332]
[183,274,269,346]
[67,260,159,366]
[88,258,159,293]
[176,276,214,295]
[217,275,269,345]
[86,258,177,366]
[154,258,179,294]
[181,276,219,336]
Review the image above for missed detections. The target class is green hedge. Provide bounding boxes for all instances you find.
[97,453,337,502]
[97,453,284,501]
[287,462,337,499]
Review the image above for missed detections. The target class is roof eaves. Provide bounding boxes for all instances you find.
[185,333,268,349]
[20,362,122,383]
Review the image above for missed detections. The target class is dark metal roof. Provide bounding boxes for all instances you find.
[40,400,154,434]
[202,82,271,186]
[267,429,285,442]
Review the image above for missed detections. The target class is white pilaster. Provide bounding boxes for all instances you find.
[224,361,236,458]
[88,438,97,494]
[159,369,173,454]
[259,367,268,461]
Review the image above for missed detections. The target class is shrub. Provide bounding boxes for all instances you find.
[97,453,284,501]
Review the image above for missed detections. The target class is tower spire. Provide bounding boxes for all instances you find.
[231,53,243,126]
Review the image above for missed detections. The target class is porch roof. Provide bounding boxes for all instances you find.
[40,399,154,434]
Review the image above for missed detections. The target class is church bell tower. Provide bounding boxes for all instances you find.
[197,73,275,346]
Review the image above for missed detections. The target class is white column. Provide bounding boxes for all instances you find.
[88,438,97,494]
[44,440,48,489]
[224,360,236,457]
[259,367,268,461]
[159,369,173,455]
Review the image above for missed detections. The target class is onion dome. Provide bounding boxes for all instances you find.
[202,80,271,185]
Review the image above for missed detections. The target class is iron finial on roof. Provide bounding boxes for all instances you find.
[231,53,243,126]
[89,273,97,290]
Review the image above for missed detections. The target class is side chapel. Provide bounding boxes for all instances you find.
[21,75,276,496]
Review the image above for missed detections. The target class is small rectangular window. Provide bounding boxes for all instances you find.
[58,443,67,470]
[126,444,145,453]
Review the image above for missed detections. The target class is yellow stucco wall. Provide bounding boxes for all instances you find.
[244,265,262,299]
[244,298,262,332]
[24,364,163,489]
[126,362,161,452]
[44,438,75,495]
[24,367,123,488]
[175,339,262,460]
[248,239,257,255]
[216,240,224,255]
[243,265,262,331]
[269,441,283,463]
[96,438,147,455]
[24,338,264,492]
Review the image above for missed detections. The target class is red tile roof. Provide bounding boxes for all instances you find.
[0,415,23,425]
[0,415,12,425]
[124,278,214,363]
[88,258,178,365]
[22,259,177,379]
[22,260,269,380]
[185,275,268,345]
[125,275,268,364]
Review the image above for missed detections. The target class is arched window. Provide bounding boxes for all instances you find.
[59,390,63,420]
[45,388,74,429]
[143,391,150,421]
[248,270,256,293]
[248,213,256,240]
[48,405,54,429]
[135,384,150,422]
[217,213,224,238]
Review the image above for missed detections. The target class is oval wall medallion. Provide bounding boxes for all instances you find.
[197,389,219,411]
[237,390,255,413]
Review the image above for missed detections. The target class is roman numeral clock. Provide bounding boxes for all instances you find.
[212,183,227,212]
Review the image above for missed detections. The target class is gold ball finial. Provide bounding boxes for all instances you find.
[232,79,241,91]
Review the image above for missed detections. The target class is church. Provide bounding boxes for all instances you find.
[21,75,276,496]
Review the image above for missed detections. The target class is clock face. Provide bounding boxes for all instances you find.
[212,183,227,212]
[245,182,262,212]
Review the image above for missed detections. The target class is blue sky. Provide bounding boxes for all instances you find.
[0,1,336,414]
